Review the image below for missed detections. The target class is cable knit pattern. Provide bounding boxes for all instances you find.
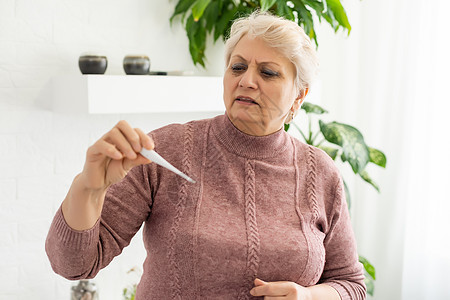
[45,114,366,299]
[292,140,311,284]
[307,146,320,221]
[238,159,260,300]
[191,120,212,298]
[168,122,194,300]
[306,146,327,286]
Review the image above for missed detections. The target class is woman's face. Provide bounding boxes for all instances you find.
[223,35,300,136]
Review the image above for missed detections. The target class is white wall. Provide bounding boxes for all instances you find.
[316,1,450,299]
[0,0,223,299]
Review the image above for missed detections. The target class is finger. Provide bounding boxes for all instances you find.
[88,139,122,161]
[115,120,142,153]
[105,127,137,159]
[254,278,267,286]
[251,282,294,297]
[135,128,154,150]
[122,153,152,171]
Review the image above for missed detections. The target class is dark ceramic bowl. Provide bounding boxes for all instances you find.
[79,55,107,74]
[123,55,150,75]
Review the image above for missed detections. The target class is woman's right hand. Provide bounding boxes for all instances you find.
[62,120,154,231]
[79,120,154,192]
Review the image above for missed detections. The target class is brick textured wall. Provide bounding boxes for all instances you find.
[0,0,223,298]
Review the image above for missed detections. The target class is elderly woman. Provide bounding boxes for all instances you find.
[46,11,366,300]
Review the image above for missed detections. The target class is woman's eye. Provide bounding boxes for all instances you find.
[261,69,279,77]
[231,63,247,72]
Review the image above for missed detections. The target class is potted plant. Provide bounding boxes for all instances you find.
[170,0,351,67]
[285,102,385,296]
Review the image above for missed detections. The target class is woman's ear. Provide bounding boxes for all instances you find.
[293,88,309,110]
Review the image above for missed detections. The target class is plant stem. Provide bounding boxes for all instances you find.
[292,122,309,144]
[315,139,325,147]
[308,115,312,144]
[311,131,321,145]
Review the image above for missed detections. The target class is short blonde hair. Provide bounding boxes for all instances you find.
[224,11,319,91]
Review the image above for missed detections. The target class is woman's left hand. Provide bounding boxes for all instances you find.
[249,278,311,300]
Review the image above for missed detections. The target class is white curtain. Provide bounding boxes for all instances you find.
[399,0,450,299]
[314,0,450,299]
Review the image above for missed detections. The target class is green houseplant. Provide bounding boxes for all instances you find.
[122,267,142,300]
[171,0,351,67]
[285,102,386,296]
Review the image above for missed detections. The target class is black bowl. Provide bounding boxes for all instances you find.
[79,55,107,74]
[123,55,150,75]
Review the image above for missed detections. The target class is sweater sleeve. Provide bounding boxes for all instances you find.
[45,163,153,280]
[319,177,367,300]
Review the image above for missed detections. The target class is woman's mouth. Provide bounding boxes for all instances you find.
[235,96,258,105]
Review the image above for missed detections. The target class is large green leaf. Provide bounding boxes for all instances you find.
[359,255,376,280]
[365,276,375,296]
[186,15,207,66]
[359,170,380,192]
[369,147,387,168]
[171,0,197,22]
[213,3,238,42]
[317,145,339,160]
[325,0,351,33]
[284,123,291,132]
[291,0,317,40]
[192,0,212,21]
[301,102,328,114]
[276,0,295,21]
[304,0,325,19]
[260,0,277,11]
[202,0,220,33]
[361,254,376,296]
[319,120,370,174]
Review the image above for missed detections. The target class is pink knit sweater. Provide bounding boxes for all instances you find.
[46,114,366,299]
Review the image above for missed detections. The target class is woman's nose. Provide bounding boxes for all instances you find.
[239,69,258,89]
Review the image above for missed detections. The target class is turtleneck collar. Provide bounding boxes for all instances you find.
[211,113,291,159]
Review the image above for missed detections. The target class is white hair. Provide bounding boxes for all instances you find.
[224,11,319,91]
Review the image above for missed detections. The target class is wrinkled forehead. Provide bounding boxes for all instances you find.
[230,36,287,63]
[230,35,297,78]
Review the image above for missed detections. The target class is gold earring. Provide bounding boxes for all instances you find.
[285,110,294,124]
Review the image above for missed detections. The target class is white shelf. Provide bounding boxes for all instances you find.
[52,75,225,114]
